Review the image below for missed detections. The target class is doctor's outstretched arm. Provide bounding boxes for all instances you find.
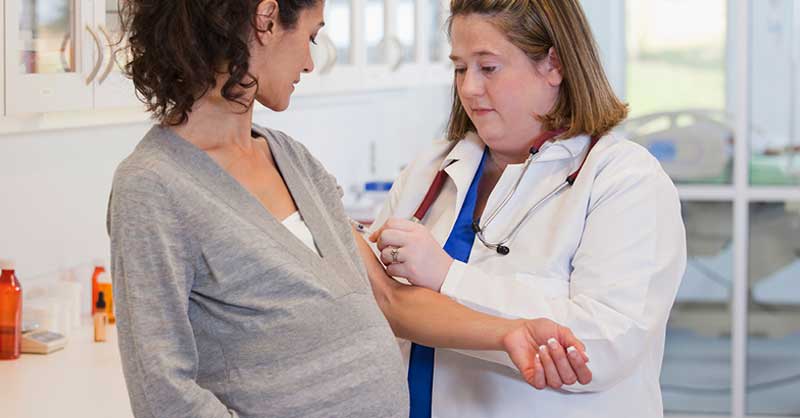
[352,229,591,390]
[372,154,687,393]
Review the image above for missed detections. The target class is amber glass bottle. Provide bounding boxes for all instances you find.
[97,272,115,324]
[91,260,106,315]
[0,260,23,360]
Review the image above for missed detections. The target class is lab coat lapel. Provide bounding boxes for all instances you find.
[476,135,590,245]
[535,135,590,162]
[442,133,486,227]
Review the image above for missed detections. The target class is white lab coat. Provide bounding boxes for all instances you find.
[371,131,687,418]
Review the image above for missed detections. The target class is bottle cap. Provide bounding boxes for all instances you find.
[97,272,112,284]
[96,291,107,309]
[0,259,16,270]
[364,181,393,192]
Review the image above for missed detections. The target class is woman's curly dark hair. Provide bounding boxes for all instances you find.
[120,0,317,125]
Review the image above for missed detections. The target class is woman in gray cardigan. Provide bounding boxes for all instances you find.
[107,1,591,417]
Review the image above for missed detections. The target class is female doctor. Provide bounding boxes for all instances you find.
[369,0,687,417]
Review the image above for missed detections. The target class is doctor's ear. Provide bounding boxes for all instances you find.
[537,47,563,87]
[254,0,280,42]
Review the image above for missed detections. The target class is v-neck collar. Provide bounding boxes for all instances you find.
[255,126,339,263]
[147,125,327,266]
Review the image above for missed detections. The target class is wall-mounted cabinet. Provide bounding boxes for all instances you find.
[1,0,5,117]
[1,0,452,129]
[5,0,93,114]
[92,0,138,109]
[3,0,136,116]
[293,0,451,97]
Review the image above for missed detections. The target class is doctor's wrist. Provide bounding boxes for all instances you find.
[439,259,468,296]
[431,256,454,292]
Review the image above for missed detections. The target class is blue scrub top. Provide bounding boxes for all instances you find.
[408,148,488,418]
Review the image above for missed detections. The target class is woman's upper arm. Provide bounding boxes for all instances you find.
[109,167,234,418]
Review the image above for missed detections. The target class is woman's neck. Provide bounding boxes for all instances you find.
[170,84,257,154]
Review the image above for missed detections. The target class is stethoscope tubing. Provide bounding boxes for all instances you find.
[411,130,599,255]
[474,179,571,253]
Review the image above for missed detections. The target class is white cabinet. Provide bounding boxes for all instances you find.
[420,0,451,83]
[3,0,136,116]
[1,0,450,120]
[362,0,423,85]
[294,0,451,97]
[427,0,448,64]
[92,0,138,109]
[297,0,364,95]
[5,0,94,114]
[1,0,5,117]
[385,0,452,87]
[360,0,450,89]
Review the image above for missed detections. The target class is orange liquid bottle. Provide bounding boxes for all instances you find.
[0,260,23,360]
[91,260,106,315]
[97,272,115,324]
[94,291,108,342]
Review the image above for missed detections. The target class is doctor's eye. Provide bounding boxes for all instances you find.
[481,66,497,74]
[454,67,467,75]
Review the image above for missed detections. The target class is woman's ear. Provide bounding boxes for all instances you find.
[255,0,280,43]
[540,47,563,87]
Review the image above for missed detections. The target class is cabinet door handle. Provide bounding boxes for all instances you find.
[97,25,116,84]
[59,33,73,72]
[319,33,337,75]
[379,36,405,72]
[85,25,104,85]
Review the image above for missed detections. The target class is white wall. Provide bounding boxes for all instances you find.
[0,85,451,310]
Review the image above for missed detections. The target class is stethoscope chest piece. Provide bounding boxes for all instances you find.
[472,221,511,255]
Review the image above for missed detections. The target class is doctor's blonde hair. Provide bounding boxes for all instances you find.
[445,0,628,141]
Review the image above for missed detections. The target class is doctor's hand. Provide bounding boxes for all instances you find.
[503,318,592,390]
[369,217,453,291]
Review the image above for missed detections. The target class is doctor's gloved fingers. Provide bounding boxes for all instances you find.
[385,262,408,280]
[538,344,563,389]
[380,247,402,265]
[385,216,417,231]
[546,338,578,385]
[567,346,593,385]
[376,229,407,252]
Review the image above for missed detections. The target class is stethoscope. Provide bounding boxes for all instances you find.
[410,129,600,256]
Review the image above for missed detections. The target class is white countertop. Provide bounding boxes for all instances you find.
[0,322,133,418]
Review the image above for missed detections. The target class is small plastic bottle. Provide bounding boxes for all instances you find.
[0,259,23,360]
[94,292,108,342]
[58,270,83,333]
[90,259,106,315]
